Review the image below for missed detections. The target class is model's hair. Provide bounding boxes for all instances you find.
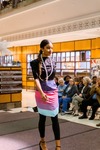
[37,39,51,77]
[40,39,51,49]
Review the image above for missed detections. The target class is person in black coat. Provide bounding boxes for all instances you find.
[59,78,79,115]
[72,76,91,116]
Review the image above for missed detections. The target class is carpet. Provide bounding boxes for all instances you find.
[0,111,99,150]
[0,112,66,136]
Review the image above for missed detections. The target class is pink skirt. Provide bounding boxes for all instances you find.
[35,90,59,117]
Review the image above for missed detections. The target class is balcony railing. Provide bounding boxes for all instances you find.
[0,0,41,15]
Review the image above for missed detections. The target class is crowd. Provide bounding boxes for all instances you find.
[55,75,100,127]
[0,0,24,10]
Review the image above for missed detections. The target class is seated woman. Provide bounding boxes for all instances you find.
[59,78,79,115]
[72,76,91,116]
[58,78,67,98]
[79,76,100,120]
[58,78,67,112]
[77,76,84,93]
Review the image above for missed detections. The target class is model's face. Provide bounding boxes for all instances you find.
[42,43,53,57]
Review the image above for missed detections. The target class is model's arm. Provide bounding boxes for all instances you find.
[34,79,48,101]
[30,60,48,101]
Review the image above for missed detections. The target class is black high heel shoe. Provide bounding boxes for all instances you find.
[39,141,48,150]
[55,146,61,150]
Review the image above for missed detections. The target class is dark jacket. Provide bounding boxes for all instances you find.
[81,85,91,99]
[62,84,79,98]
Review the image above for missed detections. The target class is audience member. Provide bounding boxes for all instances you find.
[58,78,67,98]
[59,78,79,115]
[79,76,100,120]
[91,75,97,85]
[64,75,71,85]
[72,76,91,116]
[77,76,84,93]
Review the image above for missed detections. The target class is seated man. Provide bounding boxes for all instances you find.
[79,76,100,120]
[59,78,79,115]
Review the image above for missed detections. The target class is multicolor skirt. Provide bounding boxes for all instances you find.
[35,89,59,117]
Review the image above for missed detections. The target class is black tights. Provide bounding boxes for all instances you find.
[38,114,60,140]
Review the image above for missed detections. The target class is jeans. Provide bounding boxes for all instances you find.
[59,97,72,112]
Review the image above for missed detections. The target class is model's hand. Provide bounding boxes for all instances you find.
[41,93,48,101]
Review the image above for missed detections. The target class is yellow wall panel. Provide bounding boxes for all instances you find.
[22,81,26,85]
[21,54,26,63]
[22,47,27,53]
[53,43,61,52]
[75,40,91,50]
[22,75,26,81]
[11,93,22,102]
[0,94,11,103]
[16,54,22,61]
[21,63,26,69]
[22,68,26,75]
[27,46,37,54]
[16,47,22,54]
[91,39,96,49]
[95,38,100,49]
[26,81,34,86]
[61,41,74,51]
[36,45,40,53]
[91,49,100,58]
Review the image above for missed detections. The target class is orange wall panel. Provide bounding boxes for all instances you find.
[11,93,22,102]
[22,47,27,53]
[21,63,26,69]
[61,41,74,51]
[36,45,40,53]
[22,76,26,81]
[53,43,61,52]
[26,81,34,86]
[22,81,26,87]
[16,54,22,61]
[27,46,37,54]
[95,38,100,49]
[0,94,11,103]
[91,49,100,58]
[91,39,96,49]
[22,68,26,75]
[21,54,26,63]
[75,40,91,50]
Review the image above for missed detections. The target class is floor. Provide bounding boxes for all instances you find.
[1,89,99,128]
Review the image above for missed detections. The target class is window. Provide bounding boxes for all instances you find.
[27,50,91,79]
[0,55,13,66]
[52,50,90,77]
